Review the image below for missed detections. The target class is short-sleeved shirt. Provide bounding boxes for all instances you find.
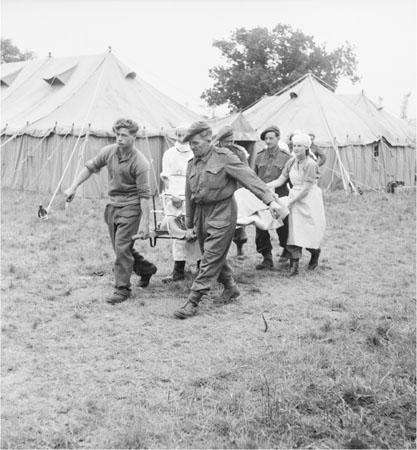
[254,146,292,197]
[85,144,151,206]
[281,156,320,185]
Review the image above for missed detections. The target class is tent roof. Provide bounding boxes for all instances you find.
[1,51,202,137]
[208,111,259,141]
[338,92,416,146]
[243,73,383,147]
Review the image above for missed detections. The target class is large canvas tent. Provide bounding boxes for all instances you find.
[1,50,202,199]
[243,73,416,192]
[337,91,416,147]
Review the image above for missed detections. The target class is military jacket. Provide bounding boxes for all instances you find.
[229,143,249,165]
[185,145,273,228]
[254,146,291,197]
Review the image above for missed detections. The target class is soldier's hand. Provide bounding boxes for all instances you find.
[268,201,282,219]
[185,228,197,242]
[133,222,150,240]
[64,186,76,202]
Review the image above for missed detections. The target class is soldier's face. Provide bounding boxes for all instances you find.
[189,134,210,157]
[264,132,279,149]
[116,128,135,148]
[220,136,234,149]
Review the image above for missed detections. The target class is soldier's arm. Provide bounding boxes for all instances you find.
[225,154,274,205]
[64,167,93,202]
[185,172,196,230]
[317,149,327,167]
[267,158,294,190]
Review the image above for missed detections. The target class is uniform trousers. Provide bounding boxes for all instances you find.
[255,216,289,256]
[233,227,248,247]
[104,204,155,292]
[190,197,237,296]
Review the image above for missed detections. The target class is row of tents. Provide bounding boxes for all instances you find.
[1,49,415,199]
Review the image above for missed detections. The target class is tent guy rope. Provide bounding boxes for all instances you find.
[40,54,108,219]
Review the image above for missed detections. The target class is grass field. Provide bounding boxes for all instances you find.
[1,187,416,449]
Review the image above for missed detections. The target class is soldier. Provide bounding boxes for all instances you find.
[64,118,157,305]
[214,125,249,259]
[308,132,327,167]
[253,125,292,270]
[174,121,283,320]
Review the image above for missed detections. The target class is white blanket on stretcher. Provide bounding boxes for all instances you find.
[235,188,289,231]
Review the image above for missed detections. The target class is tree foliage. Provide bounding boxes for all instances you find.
[201,25,360,111]
[1,38,36,63]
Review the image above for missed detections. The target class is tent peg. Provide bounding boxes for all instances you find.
[38,204,48,220]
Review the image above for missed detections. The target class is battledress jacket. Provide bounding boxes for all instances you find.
[185,145,274,229]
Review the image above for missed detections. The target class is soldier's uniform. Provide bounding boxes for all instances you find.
[185,144,273,299]
[254,126,292,268]
[85,143,157,301]
[213,126,250,256]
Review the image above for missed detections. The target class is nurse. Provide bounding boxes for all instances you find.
[267,133,326,276]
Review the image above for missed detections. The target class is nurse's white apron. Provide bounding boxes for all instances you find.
[287,163,326,249]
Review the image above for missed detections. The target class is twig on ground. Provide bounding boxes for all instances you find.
[262,313,268,332]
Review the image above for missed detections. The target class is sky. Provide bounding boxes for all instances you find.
[1,0,416,118]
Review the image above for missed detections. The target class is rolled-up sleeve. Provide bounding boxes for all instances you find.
[85,147,111,173]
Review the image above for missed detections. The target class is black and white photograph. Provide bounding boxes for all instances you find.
[1,0,416,448]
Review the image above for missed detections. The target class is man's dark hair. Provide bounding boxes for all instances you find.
[113,118,139,135]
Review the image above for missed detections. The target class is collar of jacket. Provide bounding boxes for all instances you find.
[266,145,279,158]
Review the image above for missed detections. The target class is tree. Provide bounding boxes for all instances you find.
[1,38,36,63]
[201,25,360,111]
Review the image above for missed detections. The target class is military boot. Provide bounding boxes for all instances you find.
[308,249,321,270]
[162,261,185,283]
[288,259,299,277]
[133,253,157,288]
[174,292,202,319]
[106,289,131,305]
[138,265,157,288]
[278,248,290,264]
[221,280,241,302]
[256,252,273,270]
